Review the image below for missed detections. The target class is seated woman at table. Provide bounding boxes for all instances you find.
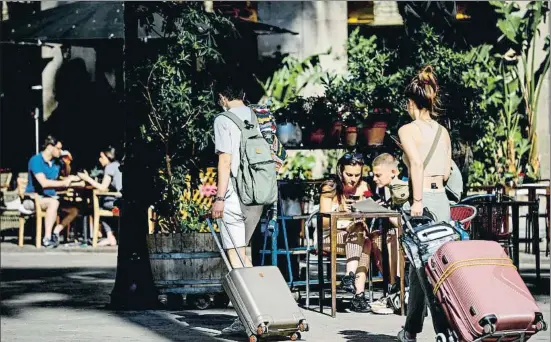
[319,152,386,313]
[78,146,122,247]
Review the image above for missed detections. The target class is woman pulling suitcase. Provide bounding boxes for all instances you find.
[396,66,453,342]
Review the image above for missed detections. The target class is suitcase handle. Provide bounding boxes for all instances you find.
[205,215,246,271]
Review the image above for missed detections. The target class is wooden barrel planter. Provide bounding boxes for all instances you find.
[147,232,228,309]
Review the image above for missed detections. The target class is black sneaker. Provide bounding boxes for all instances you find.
[339,271,356,294]
[42,237,57,248]
[349,292,372,313]
[51,233,60,246]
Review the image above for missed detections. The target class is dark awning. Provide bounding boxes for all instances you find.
[0,1,297,46]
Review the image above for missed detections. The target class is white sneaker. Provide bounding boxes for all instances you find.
[18,203,34,215]
[371,296,394,315]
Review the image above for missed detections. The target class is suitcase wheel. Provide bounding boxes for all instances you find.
[290,332,301,341]
[536,320,547,332]
[482,323,496,335]
[298,321,308,332]
[435,333,446,342]
[256,323,267,336]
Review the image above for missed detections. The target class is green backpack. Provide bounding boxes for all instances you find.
[217,110,278,206]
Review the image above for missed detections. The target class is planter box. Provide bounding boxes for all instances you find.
[147,232,226,296]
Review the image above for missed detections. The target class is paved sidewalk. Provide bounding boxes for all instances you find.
[1,251,549,342]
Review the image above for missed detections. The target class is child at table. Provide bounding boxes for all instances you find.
[78,146,122,247]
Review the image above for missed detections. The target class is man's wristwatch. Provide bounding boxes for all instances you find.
[214,196,225,202]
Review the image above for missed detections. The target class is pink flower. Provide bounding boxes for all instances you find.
[200,184,217,197]
[374,108,379,113]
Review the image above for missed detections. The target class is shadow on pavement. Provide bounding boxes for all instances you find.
[0,266,234,341]
[339,330,396,342]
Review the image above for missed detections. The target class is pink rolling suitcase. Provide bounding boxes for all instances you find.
[426,240,547,341]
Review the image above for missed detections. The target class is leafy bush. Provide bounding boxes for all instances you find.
[136,3,235,232]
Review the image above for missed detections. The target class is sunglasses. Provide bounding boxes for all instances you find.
[341,152,364,164]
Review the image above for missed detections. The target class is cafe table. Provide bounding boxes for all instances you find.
[318,211,405,318]
[57,181,95,244]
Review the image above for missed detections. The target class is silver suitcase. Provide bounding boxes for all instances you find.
[207,218,309,342]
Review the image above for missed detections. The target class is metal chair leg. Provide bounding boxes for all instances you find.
[261,221,269,266]
[281,217,293,285]
[306,251,310,308]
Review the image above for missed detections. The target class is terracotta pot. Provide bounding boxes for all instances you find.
[363,121,388,146]
[309,128,326,145]
[345,126,358,147]
[330,121,343,144]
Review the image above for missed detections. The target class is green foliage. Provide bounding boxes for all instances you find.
[255,53,328,111]
[323,28,404,125]
[279,152,317,180]
[467,1,550,184]
[136,3,235,232]
[491,1,550,179]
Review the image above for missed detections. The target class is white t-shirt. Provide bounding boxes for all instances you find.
[213,106,261,176]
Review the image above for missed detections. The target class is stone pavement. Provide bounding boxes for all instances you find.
[1,250,550,342]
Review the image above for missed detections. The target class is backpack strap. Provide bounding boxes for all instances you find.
[217,111,246,131]
[248,108,259,129]
[424,124,443,168]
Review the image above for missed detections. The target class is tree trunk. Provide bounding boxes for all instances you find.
[110,4,159,310]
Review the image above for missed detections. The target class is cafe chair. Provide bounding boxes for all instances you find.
[459,194,513,256]
[92,190,121,247]
[0,171,12,192]
[18,193,54,248]
[450,204,478,231]
[15,175,59,248]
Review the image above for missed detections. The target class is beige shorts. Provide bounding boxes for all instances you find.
[219,183,265,249]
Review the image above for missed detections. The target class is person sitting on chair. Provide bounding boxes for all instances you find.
[78,146,122,246]
[22,135,80,247]
[319,152,382,313]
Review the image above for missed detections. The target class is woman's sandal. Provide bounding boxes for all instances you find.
[97,238,117,247]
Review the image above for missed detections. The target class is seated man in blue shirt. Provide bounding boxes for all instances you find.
[23,135,80,247]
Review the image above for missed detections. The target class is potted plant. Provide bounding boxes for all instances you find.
[278,152,316,215]
[339,103,360,148]
[333,29,403,147]
[307,96,334,146]
[363,107,391,146]
[275,98,306,148]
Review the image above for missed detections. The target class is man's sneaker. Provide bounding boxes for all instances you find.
[221,317,246,336]
[349,292,371,313]
[397,329,417,342]
[42,237,58,248]
[18,203,34,215]
[339,271,356,294]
